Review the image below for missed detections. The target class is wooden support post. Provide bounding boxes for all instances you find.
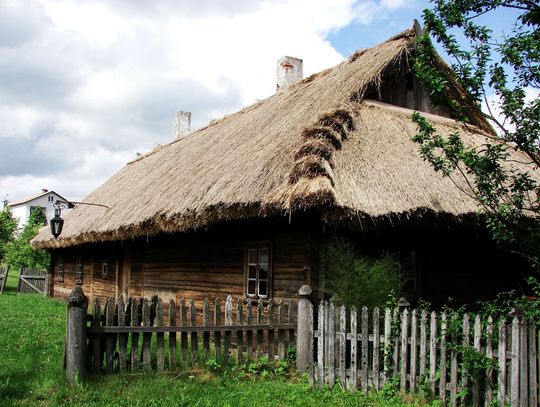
[296,285,313,373]
[66,286,87,383]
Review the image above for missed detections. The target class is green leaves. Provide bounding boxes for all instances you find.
[412,0,540,265]
[4,208,49,271]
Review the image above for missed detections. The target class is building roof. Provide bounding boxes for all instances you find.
[9,190,68,207]
[32,27,539,249]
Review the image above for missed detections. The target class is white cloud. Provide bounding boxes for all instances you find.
[0,0,413,202]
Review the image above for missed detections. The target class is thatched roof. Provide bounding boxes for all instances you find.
[32,27,539,249]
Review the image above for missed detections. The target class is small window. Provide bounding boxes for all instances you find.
[48,196,54,203]
[101,260,108,278]
[245,244,272,298]
[57,257,64,282]
[75,257,83,285]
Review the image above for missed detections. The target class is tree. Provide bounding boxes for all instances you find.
[0,208,17,263]
[412,0,540,263]
[4,208,50,271]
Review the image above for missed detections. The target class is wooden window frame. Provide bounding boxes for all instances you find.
[244,241,272,299]
[57,257,64,282]
[75,256,83,285]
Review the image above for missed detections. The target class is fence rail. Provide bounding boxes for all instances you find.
[310,302,539,407]
[83,292,296,375]
[0,266,8,294]
[17,267,49,296]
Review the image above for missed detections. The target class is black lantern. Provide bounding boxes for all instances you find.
[50,207,64,239]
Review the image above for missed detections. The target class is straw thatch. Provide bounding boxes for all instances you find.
[32,27,539,249]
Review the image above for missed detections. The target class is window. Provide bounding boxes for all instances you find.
[101,260,108,278]
[48,196,54,203]
[75,257,83,285]
[57,257,64,282]
[245,244,271,298]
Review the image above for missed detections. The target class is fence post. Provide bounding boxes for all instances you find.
[296,284,313,372]
[66,286,87,383]
[44,272,50,297]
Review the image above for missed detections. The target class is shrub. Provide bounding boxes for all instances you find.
[323,238,402,309]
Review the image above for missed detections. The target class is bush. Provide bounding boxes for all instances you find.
[323,238,402,309]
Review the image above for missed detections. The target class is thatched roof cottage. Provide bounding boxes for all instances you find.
[33,25,538,306]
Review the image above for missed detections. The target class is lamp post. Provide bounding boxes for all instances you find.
[50,200,109,239]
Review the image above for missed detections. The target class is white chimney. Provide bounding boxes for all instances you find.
[276,56,303,92]
[174,111,191,139]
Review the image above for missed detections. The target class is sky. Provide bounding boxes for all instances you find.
[0,0,521,203]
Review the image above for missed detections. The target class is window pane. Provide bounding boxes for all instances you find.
[248,265,257,279]
[258,280,268,296]
[259,265,267,280]
[248,249,258,264]
[248,280,256,295]
[259,248,269,265]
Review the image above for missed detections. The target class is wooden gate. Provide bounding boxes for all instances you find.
[17,268,50,296]
[0,266,9,293]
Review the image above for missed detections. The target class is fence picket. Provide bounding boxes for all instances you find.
[372,307,380,390]
[361,306,369,392]
[339,305,347,387]
[105,297,115,373]
[429,312,437,398]
[317,302,325,386]
[277,300,285,361]
[224,296,232,362]
[156,299,164,372]
[449,313,458,407]
[180,299,188,365]
[247,299,254,361]
[410,310,417,392]
[485,316,493,407]
[472,315,482,407]
[348,306,358,391]
[529,319,537,407]
[511,316,520,407]
[462,314,470,406]
[214,298,221,360]
[92,297,101,374]
[169,300,177,368]
[498,319,507,407]
[267,299,274,359]
[237,299,244,363]
[117,296,127,373]
[400,308,409,392]
[257,299,264,358]
[189,299,198,365]
[203,298,210,362]
[439,312,447,405]
[383,308,392,385]
[520,317,528,407]
[130,298,140,371]
[142,299,151,371]
[392,309,399,378]
[419,311,427,387]
[327,302,335,386]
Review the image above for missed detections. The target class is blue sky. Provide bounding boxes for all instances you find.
[0,0,527,204]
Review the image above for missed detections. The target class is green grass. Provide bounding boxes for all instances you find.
[0,275,436,406]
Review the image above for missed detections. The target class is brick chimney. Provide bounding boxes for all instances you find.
[276,56,303,92]
[174,111,191,139]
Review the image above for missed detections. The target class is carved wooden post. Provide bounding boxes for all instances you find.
[66,286,87,383]
[296,284,313,372]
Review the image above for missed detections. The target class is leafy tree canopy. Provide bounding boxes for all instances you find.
[412,0,540,263]
[0,208,17,262]
[4,208,50,271]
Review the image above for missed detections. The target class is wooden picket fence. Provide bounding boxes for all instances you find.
[311,302,539,407]
[17,267,50,296]
[0,266,8,293]
[86,295,296,374]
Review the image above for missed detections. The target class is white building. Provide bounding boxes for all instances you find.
[7,189,70,229]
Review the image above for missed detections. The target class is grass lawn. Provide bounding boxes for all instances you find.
[0,273,436,406]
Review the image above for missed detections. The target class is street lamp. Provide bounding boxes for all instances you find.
[50,200,109,239]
